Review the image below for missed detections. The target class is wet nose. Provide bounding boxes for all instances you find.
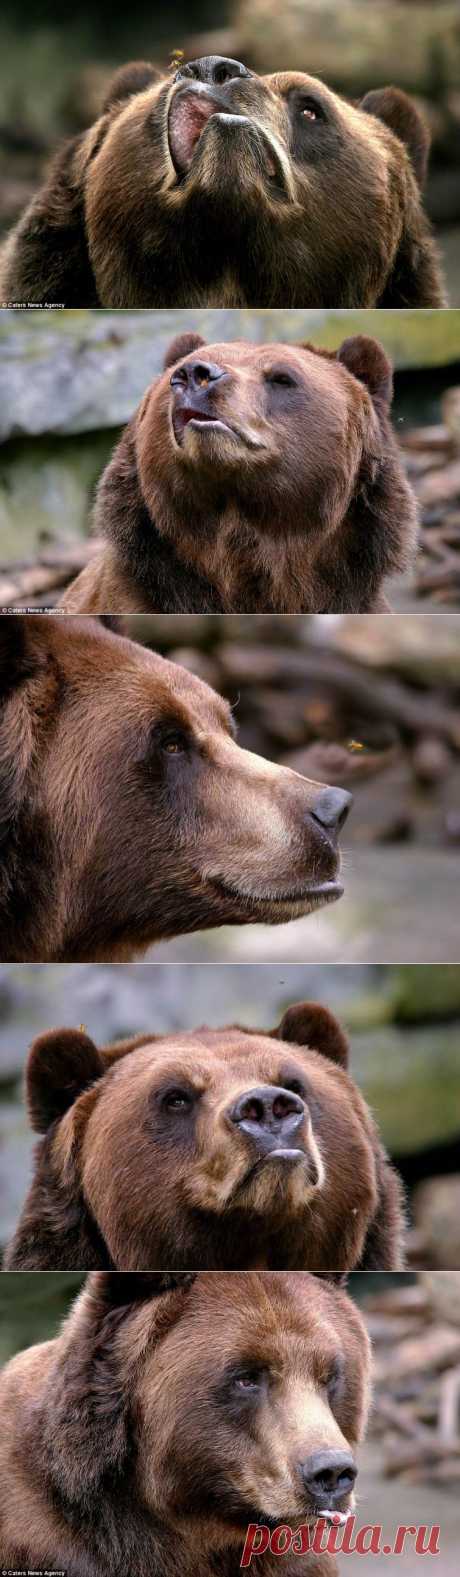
[311,787,352,834]
[300,1449,357,1507]
[176,56,253,86]
[170,359,227,392]
[229,1084,305,1147]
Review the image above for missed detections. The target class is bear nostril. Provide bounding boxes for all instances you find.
[272,1092,301,1120]
[242,1097,265,1123]
[170,365,189,388]
[311,787,353,834]
[212,58,251,84]
[191,360,226,388]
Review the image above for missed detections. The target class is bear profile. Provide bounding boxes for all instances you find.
[61,332,418,615]
[5,1000,405,1271]
[0,55,445,308]
[0,615,351,962]
[0,1269,371,1575]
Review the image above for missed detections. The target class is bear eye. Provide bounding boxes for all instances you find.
[326,1357,344,1400]
[162,1087,194,1112]
[299,96,325,123]
[266,370,297,388]
[158,726,188,755]
[234,1368,264,1392]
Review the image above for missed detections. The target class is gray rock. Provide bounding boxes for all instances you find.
[3,306,460,441]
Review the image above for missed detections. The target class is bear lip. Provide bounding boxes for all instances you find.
[172,402,268,452]
[206,877,344,912]
[168,87,229,175]
[251,1505,353,1531]
[316,1509,353,1524]
[250,1146,306,1168]
[172,406,236,445]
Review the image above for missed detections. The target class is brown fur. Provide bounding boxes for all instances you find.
[0,1270,371,1575]
[0,56,445,308]
[5,1001,405,1272]
[0,615,351,962]
[62,334,418,615]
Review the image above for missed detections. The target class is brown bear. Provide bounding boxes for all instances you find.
[0,1269,371,1576]
[61,332,418,615]
[0,615,351,962]
[5,1000,405,1272]
[0,54,445,308]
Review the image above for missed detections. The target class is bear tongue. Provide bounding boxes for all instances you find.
[317,1510,352,1526]
[169,92,222,174]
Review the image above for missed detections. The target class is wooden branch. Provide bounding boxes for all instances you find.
[0,540,103,608]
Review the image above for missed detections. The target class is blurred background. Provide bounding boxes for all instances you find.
[0,1,459,300]
[2,308,460,611]
[0,1268,459,1572]
[1,962,459,1266]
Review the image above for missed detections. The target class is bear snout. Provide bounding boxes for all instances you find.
[171,358,228,392]
[311,786,352,836]
[170,356,230,427]
[171,358,230,440]
[299,1448,358,1515]
[168,76,290,194]
[227,1083,306,1157]
[175,57,254,89]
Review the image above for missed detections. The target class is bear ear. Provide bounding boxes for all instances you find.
[163,332,207,371]
[102,61,162,113]
[360,87,430,189]
[273,1002,349,1069]
[26,1028,105,1133]
[0,616,39,699]
[337,335,393,406]
[88,1272,196,1312]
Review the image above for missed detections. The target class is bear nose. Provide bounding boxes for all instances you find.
[228,1084,305,1148]
[176,56,253,87]
[300,1449,357,1508]
[171,359,227,392]
[311,787,352,833]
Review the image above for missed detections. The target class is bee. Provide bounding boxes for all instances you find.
[170,48,185,73]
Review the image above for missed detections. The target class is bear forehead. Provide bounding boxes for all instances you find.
[171,339,322,369]
[41,617,233,732]
[170,1270,352,1355]
[100,1031,339,1089]
[262,70,338,99]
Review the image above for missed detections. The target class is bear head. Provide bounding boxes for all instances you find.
[0,615,352,960]
[5,1001,404,1272]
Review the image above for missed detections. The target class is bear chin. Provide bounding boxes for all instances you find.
[232,1149,322,1214]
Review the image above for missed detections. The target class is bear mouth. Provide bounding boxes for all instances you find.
[207,877,343,916]
[233,1146,313,1201]
[232,1503,354,1533]
[168,85,280,183]
[172,404,267,454]
[173,406,238,444]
